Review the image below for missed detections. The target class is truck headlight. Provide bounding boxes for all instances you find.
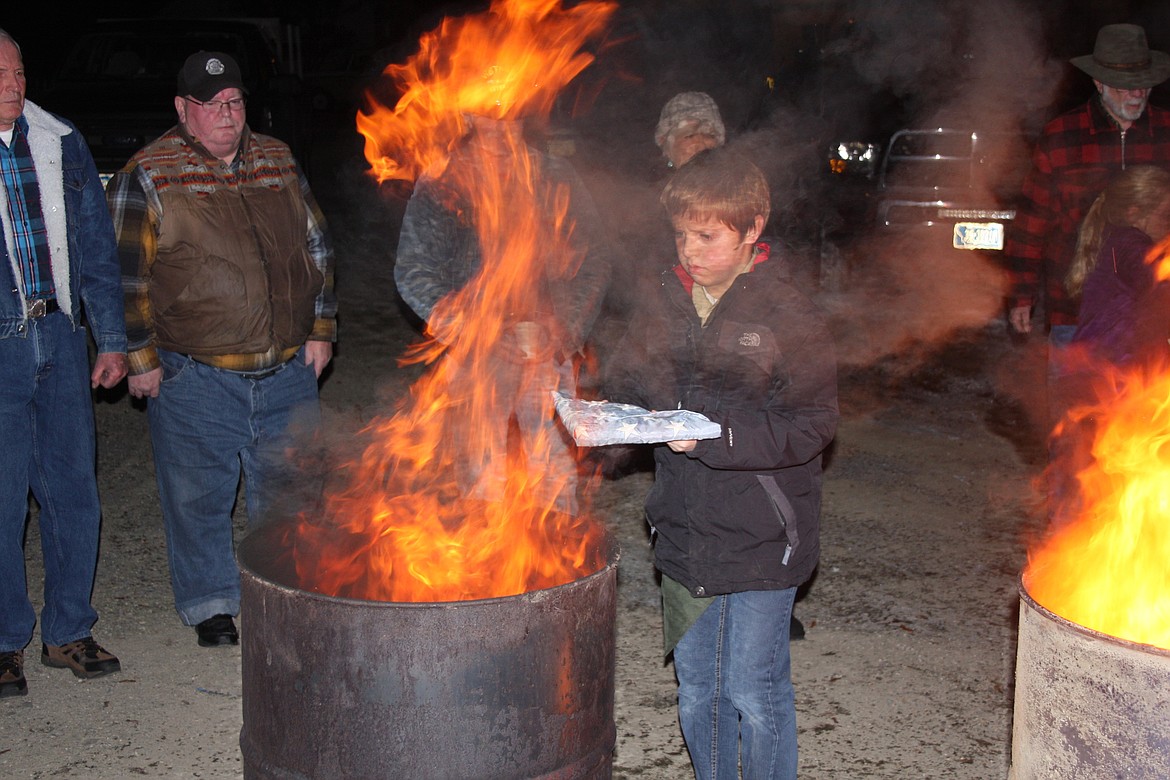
[828,141,879,177]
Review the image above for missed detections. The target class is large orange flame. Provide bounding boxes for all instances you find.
[358,0,614,184]
[291,0,616,603]
[1025,236,1170,649]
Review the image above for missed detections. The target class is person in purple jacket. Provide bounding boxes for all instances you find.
[1067,164,1170,368]
[1047,164,1170,528]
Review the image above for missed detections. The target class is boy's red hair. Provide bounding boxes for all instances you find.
[660,147,770,236]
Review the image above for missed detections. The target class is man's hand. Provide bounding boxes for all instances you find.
[91,352,129,389]
[304,341,333,378]
[128,367,162,399]
[667,439,697,453]
[1009,305,1033,334]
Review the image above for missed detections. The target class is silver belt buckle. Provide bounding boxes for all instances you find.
[27,298,47,318]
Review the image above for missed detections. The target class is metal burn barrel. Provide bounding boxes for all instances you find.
[1009,574,1170,779]
[237,520,618,780]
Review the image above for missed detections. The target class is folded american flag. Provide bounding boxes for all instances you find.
[552,391,722,447]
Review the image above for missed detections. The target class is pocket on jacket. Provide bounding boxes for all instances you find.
[756,473,803,564]
[151,253,246,318]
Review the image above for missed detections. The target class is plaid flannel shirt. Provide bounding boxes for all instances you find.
[1005,96,1170,328]
[0,115,54,299]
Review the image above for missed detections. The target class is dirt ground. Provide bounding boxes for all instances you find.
[0,138,1052,779]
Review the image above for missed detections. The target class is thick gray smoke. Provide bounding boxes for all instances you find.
[565,0,1069,370]
[333,0,1100,423]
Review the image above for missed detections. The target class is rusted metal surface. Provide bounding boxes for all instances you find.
[237,521,618,780]
[1009,575,1170,780]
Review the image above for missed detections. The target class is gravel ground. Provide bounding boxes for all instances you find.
[0,134,1049,779]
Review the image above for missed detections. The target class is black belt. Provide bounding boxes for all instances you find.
[231,361,292,380]
[26,297,60,318]
[184,353,293,380]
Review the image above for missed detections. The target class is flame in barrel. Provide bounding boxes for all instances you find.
[291,0,616,603]
[1025,237,1170,649]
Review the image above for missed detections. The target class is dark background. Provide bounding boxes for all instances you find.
[9,0,1170,127]
[7,0,1170,265]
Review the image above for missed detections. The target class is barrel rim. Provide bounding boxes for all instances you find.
[237,520,620,608]
[1017,571,1170,658]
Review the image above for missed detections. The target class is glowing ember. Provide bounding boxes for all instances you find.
[291,0,616,603]
[1026,237,1170,649]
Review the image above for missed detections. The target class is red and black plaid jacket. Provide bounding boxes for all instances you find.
[1005,96,1170,328]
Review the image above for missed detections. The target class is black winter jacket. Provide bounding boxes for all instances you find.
[605,247,838,596]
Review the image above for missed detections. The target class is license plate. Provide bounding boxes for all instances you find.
[953,222,1004,250]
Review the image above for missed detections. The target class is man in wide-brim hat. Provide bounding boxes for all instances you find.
[1071,23,1170,91]
[1003,22,1170,523]
[1005,22,1170,339]
[1068,23,1170,131]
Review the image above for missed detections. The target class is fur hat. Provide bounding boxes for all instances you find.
[1070,24,1170,90]
[654,92,726,150]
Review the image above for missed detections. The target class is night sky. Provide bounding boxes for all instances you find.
[8,0,1170,80]
[6,0,1170,167]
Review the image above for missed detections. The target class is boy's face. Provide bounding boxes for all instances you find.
[672,213,764,298]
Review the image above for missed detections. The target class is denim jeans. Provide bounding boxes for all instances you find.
[674,588,798,780]
[149,348,321,626]
[0,312,103,651]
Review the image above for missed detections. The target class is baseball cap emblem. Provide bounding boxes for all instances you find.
[205,58,226,76]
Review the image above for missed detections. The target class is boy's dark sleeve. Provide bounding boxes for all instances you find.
[690,309,839,471]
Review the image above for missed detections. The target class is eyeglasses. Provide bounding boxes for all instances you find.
[184,96,247,112]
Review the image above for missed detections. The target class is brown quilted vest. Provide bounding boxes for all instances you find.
[135,127,322,355]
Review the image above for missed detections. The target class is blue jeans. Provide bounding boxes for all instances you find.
[674,588,798,780]
[148,348,321,626]
[0,313,103,651]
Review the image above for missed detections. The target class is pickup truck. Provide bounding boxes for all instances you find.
[871,127,1031,256]
[39,17,310,183]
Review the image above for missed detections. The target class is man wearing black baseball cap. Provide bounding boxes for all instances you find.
[105,50,337,648]
[170,51,251,162]
[176,50,249,103]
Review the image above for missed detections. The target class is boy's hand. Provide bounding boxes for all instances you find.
[667,439,697,453]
